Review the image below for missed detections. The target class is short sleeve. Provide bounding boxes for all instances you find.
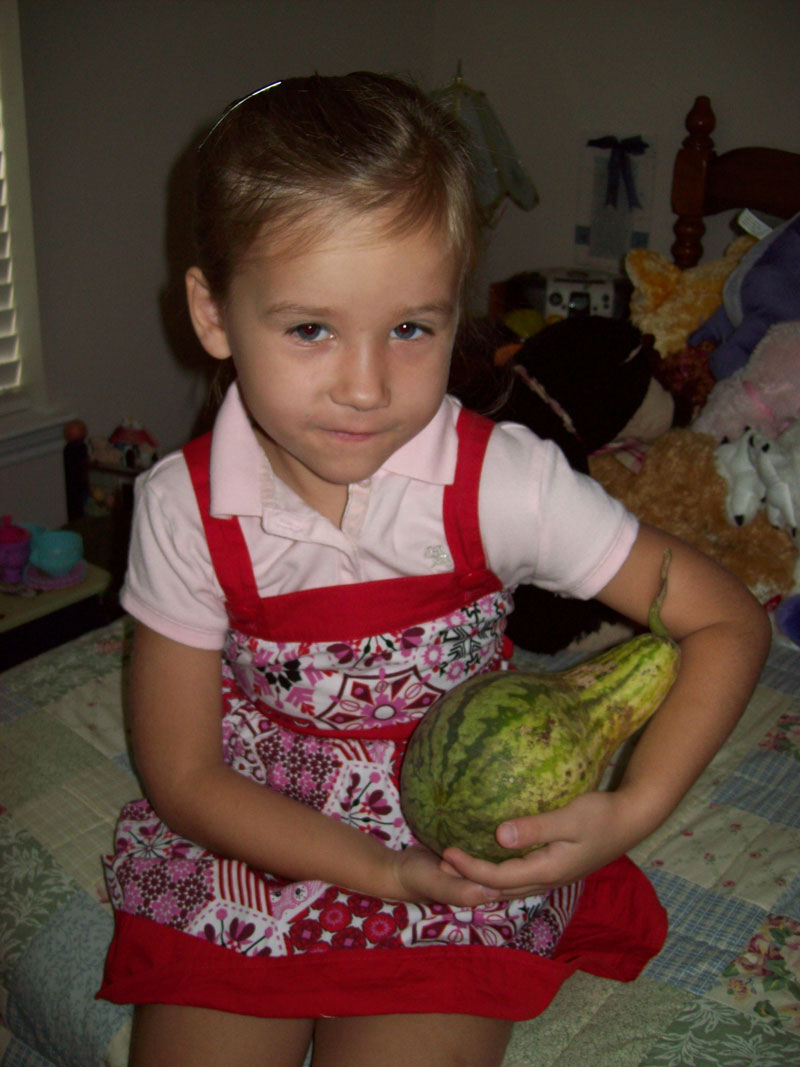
[120,453,230,649]
[478,421,638,598]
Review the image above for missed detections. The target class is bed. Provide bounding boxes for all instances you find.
[2,95,800,1067]
[670,95,800,268]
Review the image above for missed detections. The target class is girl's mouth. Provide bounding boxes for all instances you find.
[325,429,378,442]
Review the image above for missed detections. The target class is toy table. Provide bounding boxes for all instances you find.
[0,563,112,669]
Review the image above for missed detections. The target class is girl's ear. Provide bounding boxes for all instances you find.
[185,267,231,360]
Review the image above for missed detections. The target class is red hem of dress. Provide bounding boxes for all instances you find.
[97,856,666,1021]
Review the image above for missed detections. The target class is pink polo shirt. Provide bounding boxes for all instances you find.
[121,384,637,649]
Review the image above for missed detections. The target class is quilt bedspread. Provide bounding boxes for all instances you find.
[2,617,800,1066]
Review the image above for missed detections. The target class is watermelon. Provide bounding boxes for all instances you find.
[400,552,680,862]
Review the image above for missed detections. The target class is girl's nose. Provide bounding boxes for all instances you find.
[331,344,390,411]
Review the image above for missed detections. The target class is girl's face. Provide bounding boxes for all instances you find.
[187,211,462,525]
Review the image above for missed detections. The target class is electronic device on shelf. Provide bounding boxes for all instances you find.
[536,268,629,320]
[495,267,631,323]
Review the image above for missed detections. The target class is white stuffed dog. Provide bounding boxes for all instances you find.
[716,421,800,542]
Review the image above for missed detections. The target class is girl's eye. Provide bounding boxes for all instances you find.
[292,323,330,342]
[391,322,428,341]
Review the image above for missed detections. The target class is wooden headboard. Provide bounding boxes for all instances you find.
[671,95,800,268]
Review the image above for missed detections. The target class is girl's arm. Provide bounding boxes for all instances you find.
[441,523,772,896]
[129,622,499,906]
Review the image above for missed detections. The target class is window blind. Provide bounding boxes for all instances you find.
[0,100,20,394]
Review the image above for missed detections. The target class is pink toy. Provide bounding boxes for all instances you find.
[0,516,31,583]
[693,320,800,441]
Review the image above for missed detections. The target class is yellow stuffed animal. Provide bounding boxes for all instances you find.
[626,236,754,358]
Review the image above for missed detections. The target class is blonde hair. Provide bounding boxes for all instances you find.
[194,72,481,300]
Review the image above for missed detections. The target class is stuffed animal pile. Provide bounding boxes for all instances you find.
[478,212,800,653]
[593,212,800,606]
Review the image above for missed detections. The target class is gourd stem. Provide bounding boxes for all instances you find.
[648,549,673,639]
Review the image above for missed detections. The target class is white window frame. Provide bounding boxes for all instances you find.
[0,0,66,466]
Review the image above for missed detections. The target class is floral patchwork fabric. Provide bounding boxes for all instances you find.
[104,796,578,962]
[223,590,514,732]
[102,588,584,964]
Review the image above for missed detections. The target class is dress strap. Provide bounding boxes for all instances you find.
[443,406,495,575]
[182,433,263,629]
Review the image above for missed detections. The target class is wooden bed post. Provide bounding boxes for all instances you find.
[671,96,715,268]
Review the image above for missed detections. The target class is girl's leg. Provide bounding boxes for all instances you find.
[130,1003,313,1067]
[313,1013,512,1067]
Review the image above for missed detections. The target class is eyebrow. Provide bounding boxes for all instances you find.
[262,301,457,320]
[400,302,458,320]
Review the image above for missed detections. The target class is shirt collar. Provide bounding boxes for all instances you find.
[208,382,265,518]
[382,394,460,484]
[208,382,461,518]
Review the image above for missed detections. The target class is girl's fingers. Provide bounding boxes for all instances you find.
[496,804,580,852]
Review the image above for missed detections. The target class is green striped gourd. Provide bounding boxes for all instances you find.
[400,551,680,862]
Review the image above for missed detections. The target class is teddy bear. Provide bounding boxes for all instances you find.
[693,319,800,441]
[589,427,798,602]
[690,211,800,379]
[89,419,159,471]
[497,317,680,653]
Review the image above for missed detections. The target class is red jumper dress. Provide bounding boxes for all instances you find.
[98,407,666,1019]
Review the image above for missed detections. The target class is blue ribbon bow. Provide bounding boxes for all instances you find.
[587,135,649,210]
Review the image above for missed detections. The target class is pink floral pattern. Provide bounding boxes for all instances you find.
[103,588,581,964]
[224,591,512,731]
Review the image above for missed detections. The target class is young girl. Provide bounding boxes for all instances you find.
[98,72,771,1066]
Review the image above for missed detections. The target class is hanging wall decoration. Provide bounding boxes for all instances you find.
[431,63,538,228]
[575,131,656,271]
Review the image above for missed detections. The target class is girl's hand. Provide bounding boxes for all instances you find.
[387,843,502,907]
[440,790,645,899]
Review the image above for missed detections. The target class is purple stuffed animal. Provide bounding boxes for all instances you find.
[690,211,800,379]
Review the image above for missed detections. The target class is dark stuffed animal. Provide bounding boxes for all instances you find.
[450,316,673,654]
[502,316,660,462]
[499,318,663,653]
